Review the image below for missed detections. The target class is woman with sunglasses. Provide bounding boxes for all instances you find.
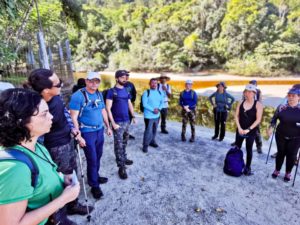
[0,88,79,225]
[267,87,300,182]
[24,69,92,215]
[234,84,263,175]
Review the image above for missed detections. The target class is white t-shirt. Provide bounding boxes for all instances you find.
[157,83,171,108]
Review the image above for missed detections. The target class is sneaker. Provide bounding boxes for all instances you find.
[161,129,169,134]
[284,173,291,182]
[118,167,128,179]
[230,142,236,146]
[91,187,103,199]
[189,137,195,143]
[61,217,78,225]
[125,159,133,165]
[271,170,280,179]
[243,167,253,176]
[257,147,262,154]
[129,134,135,140]
[149,142,159,148]
[181,136,186,142]
[271,152,277,158]
[218,138,224,142]
[98,176,108,184]
[67,201,94,215]
[211,136,218,140]
[142,146,148,153]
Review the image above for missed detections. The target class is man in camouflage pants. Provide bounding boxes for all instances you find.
[106,70,136,179]
[179,80,198,142]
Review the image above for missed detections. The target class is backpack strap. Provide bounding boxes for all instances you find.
[79,89,90,118]
[147,89,150,97]
[0,149,39,188]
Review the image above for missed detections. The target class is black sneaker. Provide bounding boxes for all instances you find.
[149,142,159,148]
[271,152,277,158]
[218,138,224,142]
[98,176,108,184]
[211,136,218,140]
[142,146,148,153]
[61,217,78,225]
[231,142,236,146]
[257,147,262,154]
[181,136,186,142]
[129,134,135,140]
[125,159,133,165]
[189,137,195,143]
[243,167,253,176]
[118,167,128,179]
[161,130,169,134]
[67,201,94,215]
[91,187,103,199]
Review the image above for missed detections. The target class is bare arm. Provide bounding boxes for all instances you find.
[0,184,79,225]
[101,108,112,136]
[234,102,242,131]
[249,101,263,130]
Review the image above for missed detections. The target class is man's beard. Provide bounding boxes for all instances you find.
[118,80,126,86]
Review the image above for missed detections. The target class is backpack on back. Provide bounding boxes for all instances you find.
[0,149,39,188]
[223,146,245,177]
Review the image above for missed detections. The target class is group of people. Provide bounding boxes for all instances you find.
[0,68,300,225]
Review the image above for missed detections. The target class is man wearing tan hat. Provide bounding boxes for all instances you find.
[157,74,172,134]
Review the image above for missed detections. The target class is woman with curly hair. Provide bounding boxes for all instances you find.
[0,88,79,225]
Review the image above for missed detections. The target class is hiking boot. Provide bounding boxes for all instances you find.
[61,217,78,225]
[67,201,94,215]
[181,136,186,142]
[271,152,277,158]
[284,173,291,182]
[231,142,236,146]
[257,147,262,154]
[189,137,195,143]
[98,176,108,184]
[142,146,148,153]
[129,134,135,140]
[125,159,133,165]
[149,142,159,148]
[211,135,218,140]
[271,170,280,179]
[218,138,224,142]
[243,167,253,176]
[161,129,169,134]
[91,187,103,199]
[118,167,128,179]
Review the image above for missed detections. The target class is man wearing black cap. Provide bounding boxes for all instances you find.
[106,70,136,179]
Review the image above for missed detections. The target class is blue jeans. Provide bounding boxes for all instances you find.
[82,128,104,187]
[143,118,159,147]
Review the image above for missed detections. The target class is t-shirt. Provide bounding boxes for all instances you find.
[106,87,131,123]
[44,96,71,148]
[0,143,64,225]
[69,88,105,133]
[157,83,171,108]
[179,90,198,110]
[142,89,164,119]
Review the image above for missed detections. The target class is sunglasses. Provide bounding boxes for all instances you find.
[52,79,63,88]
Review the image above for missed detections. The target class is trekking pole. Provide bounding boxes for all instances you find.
[75,143,91,222]
[266,124,277,164]
[292,150,300,187]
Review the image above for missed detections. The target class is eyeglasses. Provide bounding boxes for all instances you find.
[52,79,63,88]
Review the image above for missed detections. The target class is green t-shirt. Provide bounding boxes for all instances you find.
[0,143,64,225]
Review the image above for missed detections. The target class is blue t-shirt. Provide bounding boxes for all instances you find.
[106,87,131,123]
[142,89,164,119]
[69,88,105,133]
[179,90,198,110]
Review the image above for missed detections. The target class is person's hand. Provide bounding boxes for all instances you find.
[238,128,244,135]
[60,183,80,204]
[64,174,73,186]
[132,117,137,124]
[244,129,250,134]
[106,127,113,136]
[71,128,80,137]
[112,123,120,130]
[267,127,273,137]
[153,109,159,114]
[77,135,86,147]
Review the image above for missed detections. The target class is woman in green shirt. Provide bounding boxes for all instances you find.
[0,88,80,225]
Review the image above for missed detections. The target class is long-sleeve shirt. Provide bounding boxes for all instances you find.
[209,91,235,112]
[142,89,164,119]
[179,90,198,110]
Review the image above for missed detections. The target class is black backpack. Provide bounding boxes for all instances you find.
[223,146,245,177]
[0,149,39,188]
[140,89,161,112]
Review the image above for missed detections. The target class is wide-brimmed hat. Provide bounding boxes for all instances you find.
[249,80,257,85]
[87,71,101,80]
[216,81,227,89]
[157,74,170,81]
[244,84,257,93]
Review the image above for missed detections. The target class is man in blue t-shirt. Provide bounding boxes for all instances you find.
[106,70,136,180]
[142,78,164,153]
[70,72,112,199]
[179,80,198,142]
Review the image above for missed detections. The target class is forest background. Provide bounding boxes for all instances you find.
[1,0,300,77]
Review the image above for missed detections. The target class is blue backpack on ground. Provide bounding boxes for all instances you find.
[0,149,39,188]
[223,146,245,177]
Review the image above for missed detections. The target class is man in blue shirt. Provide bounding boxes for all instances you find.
[142,78,164,153]
[70,72,112,199]
[179,80,198,142]
[106,70,136,179]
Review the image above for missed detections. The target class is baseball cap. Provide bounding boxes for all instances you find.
[115,70,129,78]
[244,84,257,93]
[86,71,101,80]
[249,80,257,85]
[287,87,300,95]
[185,80,193,84]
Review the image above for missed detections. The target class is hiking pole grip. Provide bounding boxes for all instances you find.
[292,150,300,187]
[266,124,277,164]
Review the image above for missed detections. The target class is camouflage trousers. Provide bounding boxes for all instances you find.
[113,121,130,168]
[181,109,196,138]
[47,139,77,175]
